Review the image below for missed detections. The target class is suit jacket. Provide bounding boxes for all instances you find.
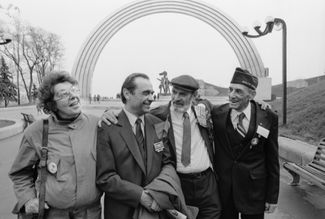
[96,110,174,219]
[210,100,279,214]
[150,102,215,171]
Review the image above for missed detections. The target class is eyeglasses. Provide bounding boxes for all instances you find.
[54,86,80,101]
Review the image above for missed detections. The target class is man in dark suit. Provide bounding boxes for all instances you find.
[209,68,279,219]
[150,75,221,219]
[96,73,175,219]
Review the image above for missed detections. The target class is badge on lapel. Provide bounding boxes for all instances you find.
[154,120,170,139]
[154,141,164,152]
[194,103,209,127]
[257,125,270,138]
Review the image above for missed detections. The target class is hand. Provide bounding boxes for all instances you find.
[25,198,49,214]
[256,99,271,110]
[265,202,277,213]
[98,108,119,127]
[140,191,154,211]
[150,200,162,212]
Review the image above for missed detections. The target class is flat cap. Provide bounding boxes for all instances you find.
[170,75,199,92]
[231,67,258,90]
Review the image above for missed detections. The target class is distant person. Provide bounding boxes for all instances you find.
[9,71,102,218]
[208,68,280,219]
[96,73,193,219]
[97,94,101,104]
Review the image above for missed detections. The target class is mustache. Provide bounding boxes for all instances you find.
[172,100,184,105]
[143,100,152,104]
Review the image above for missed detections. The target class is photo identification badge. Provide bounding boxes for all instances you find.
[257,125,270,138]
[154,141,164,152]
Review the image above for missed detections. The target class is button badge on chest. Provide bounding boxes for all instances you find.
[47,162,57,174]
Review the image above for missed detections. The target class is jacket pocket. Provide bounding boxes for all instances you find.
[250,170,267,180]
[55,156,75,182]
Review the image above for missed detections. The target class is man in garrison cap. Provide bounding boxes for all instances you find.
[203,67,279,219]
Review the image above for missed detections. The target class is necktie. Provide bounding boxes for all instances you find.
[181,112,191,166]
[135,118,146,165]
[237,113,246,138]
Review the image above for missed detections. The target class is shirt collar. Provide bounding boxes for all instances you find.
[51,112,85,129]
[231,102,251,122]
[170,104,192,118]
[123,107,144,127]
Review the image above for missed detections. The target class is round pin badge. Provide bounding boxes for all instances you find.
[251,137,259,146]
[47,162,57,174]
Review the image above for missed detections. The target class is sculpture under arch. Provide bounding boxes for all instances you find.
[72,0,266,98]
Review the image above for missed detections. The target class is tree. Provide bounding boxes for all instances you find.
[31,83,38,103]
[0,13,64,103]
[0,56,17,107]
[0,4,23,104]
[33,30,64,85]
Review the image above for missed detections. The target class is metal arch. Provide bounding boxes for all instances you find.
[72,0,265,98]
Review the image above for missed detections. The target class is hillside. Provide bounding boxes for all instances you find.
[271,80,325,144]
[204,81,228,96]
[272,85,301,97]
[272,75,325,97]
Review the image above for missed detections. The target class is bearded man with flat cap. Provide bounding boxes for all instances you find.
[207,67,279,219]
[150,75,222,219]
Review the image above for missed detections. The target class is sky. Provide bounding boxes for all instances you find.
[1,0,325,97]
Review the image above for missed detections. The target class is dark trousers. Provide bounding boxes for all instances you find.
[178,168,221,219]
[221,190,264,219]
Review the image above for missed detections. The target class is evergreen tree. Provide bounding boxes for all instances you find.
[0,56,17,107]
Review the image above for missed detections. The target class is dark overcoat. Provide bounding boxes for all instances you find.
[211,100,279,214]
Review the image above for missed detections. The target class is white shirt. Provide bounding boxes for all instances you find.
[170,105,212,174]
[230,102,251,132]
[123,108,145,135]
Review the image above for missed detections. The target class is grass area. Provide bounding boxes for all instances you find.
[270,80,325,144]
[0,120,15,128]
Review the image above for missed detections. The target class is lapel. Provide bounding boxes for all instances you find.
[117,110,146,174]
[255,102,272,133]
[216,104,235,158]
[166,102,176,153]
[236,101,271,159]
[191,106,214,163]
[144,114,157,175]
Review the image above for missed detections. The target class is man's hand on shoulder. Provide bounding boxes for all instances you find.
[98,108,119,127]
[255,99,271,111]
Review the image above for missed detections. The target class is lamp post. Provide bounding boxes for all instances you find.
[0,27,12,45]
[0,37,11,45]
[242,17,287,125]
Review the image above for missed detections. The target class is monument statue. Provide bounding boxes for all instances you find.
[157,71,171,95]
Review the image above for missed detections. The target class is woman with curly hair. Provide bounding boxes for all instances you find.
[9,71,102,218]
